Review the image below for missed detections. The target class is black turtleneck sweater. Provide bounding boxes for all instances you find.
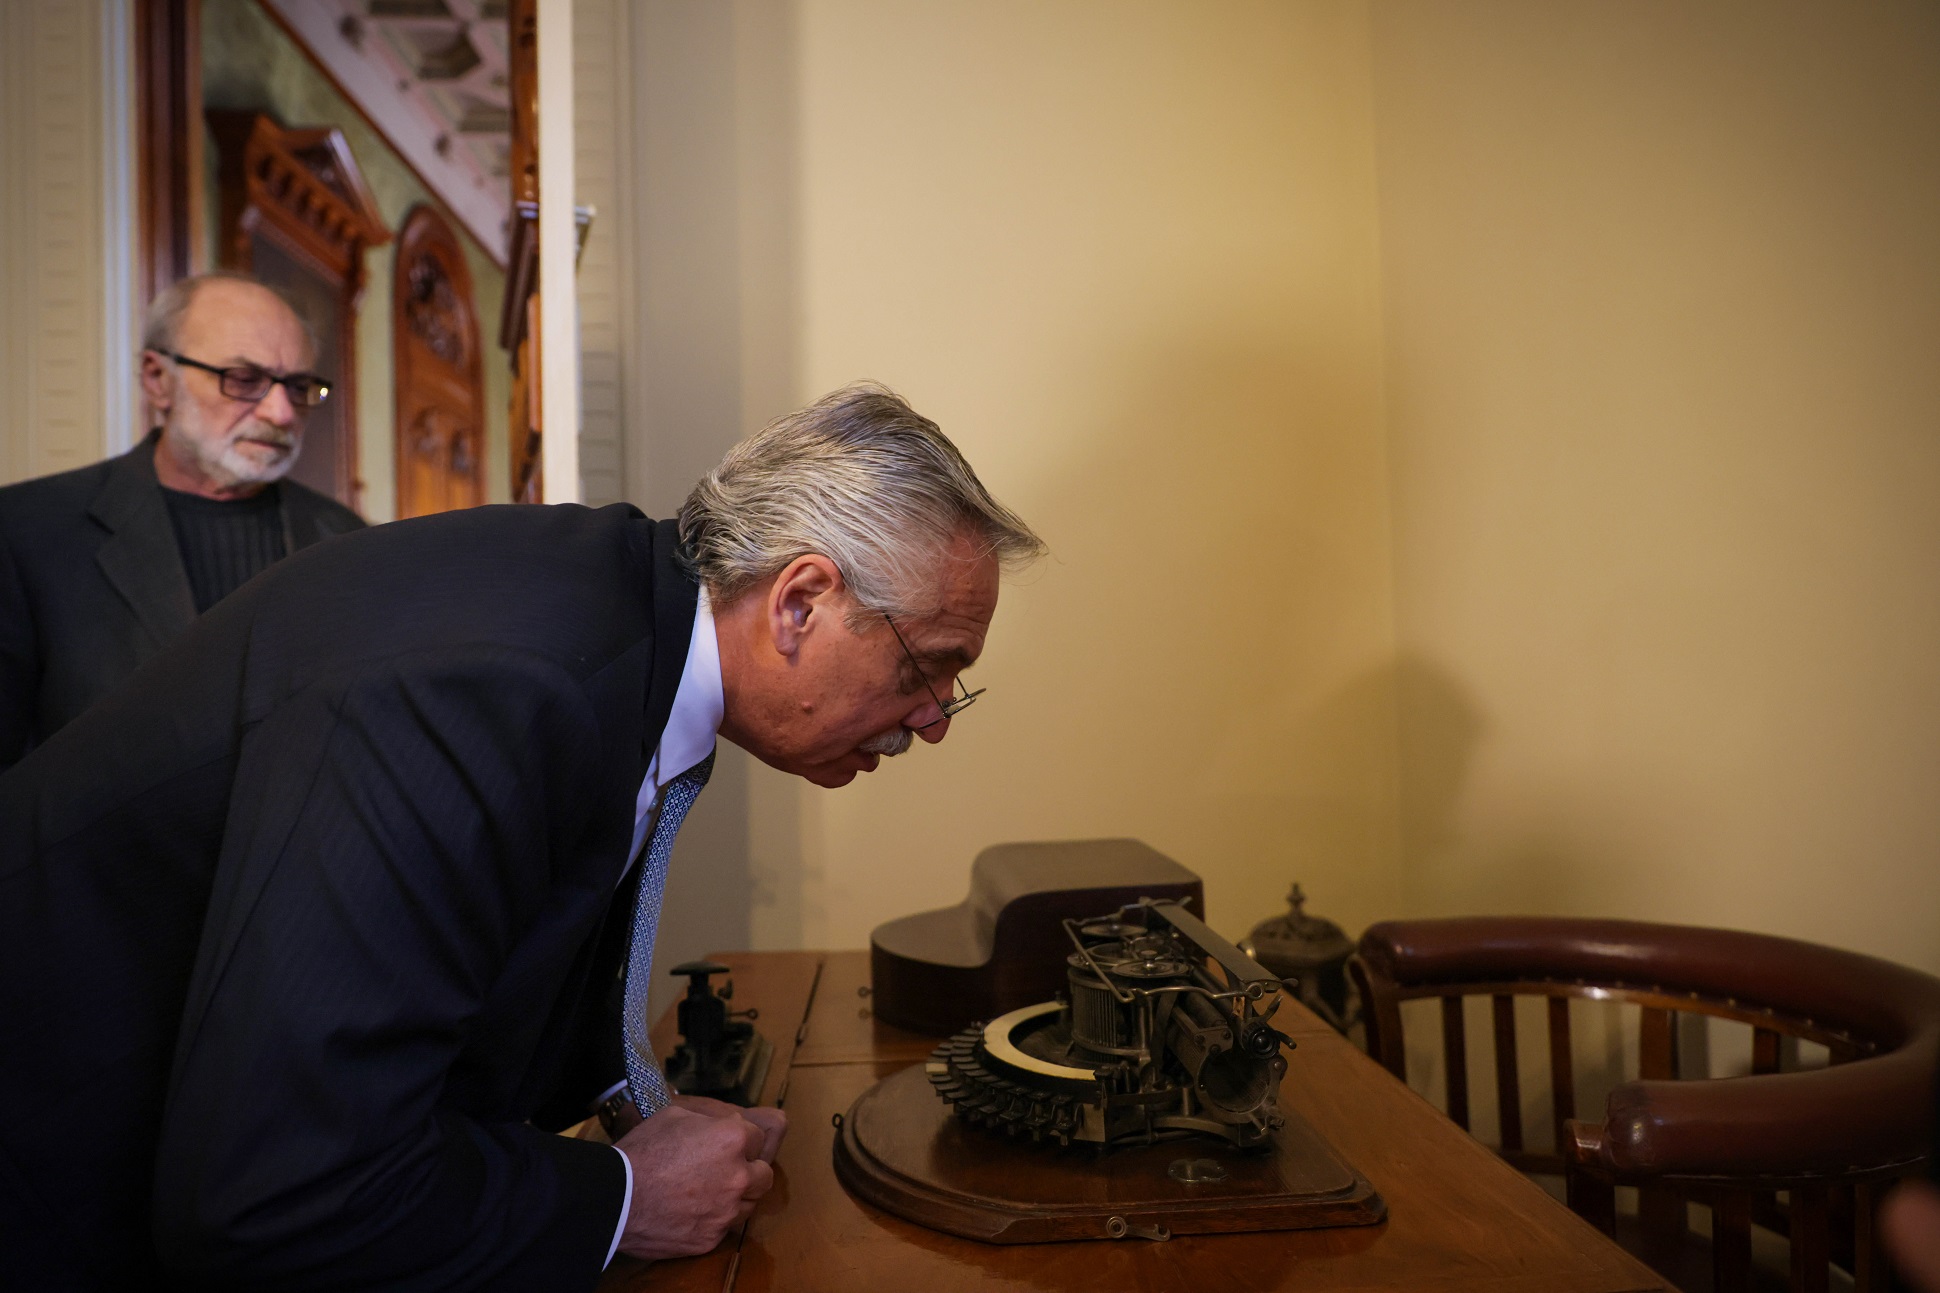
[161,484,288,613]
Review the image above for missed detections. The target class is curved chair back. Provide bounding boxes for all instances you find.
[1351,917,1940,1293]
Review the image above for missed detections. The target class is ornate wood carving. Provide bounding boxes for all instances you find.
[404,248,468,368]
[209,113,389,285]
[208,111,390,512]
[394,206,485,518]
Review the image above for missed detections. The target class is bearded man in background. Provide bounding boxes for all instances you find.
[0,270,363,769]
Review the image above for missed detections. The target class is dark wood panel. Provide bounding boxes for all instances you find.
[792,944,943,1069]
[137,0,201,303]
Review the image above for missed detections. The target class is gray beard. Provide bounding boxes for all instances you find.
[205,434,299,488]
[858,727,913,758]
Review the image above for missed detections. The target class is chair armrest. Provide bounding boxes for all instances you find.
[1571,1043,1933,1180]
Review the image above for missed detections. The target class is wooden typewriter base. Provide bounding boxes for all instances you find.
[833,1063,1387,1244]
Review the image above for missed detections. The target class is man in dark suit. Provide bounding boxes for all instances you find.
[0,271,364,769]
[0,383,1044,1289]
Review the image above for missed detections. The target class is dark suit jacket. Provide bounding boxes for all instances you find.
[0,434,365,768]
[0,503,698,1291]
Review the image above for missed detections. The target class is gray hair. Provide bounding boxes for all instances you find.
[140,270,315,356]
[678,383,1045,623]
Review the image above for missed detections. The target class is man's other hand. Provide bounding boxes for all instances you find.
[1885,1179,1940,1293]
[613,1105,775,1260]
[671,1093,788,1162]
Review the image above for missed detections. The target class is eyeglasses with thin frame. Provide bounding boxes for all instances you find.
[162,351,332,408]
[883,613,984,731]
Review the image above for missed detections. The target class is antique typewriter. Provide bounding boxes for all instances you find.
[925,898,1295,1150]
[836,841,1384,1243]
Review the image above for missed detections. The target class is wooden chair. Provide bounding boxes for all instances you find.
[1350,917,1940,1293]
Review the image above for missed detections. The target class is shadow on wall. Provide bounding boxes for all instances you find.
[651,746,757,1024]
[1280,650,1487,932]
[1394,651,1487,895]
[1395,647,1678,923]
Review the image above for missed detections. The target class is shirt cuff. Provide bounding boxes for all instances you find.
[605,1145,634,1268]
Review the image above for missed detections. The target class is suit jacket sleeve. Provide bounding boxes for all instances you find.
[0,519,37,769]
[0,520,40,768]
[150,649,626,1291]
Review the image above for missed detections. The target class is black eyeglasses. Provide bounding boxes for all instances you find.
[163,352,331,408]
[883,613,984,730]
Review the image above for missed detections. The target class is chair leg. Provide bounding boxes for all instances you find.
[1639,1185,1686,1266]
[1567,1165,1617,1235]
[1712,1192,1753,1293]
[1852,1181,1878,1293]
[1790,1184,1830,1293]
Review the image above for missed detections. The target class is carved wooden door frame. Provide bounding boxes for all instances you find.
[136,0,201,302]
[393,205,486,517]
[503,0,542,503]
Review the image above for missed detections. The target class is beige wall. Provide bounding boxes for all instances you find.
[572,0,632,509]
[632,0,1403,995]
[0,0,137,486]
[622,0,1940,1001]
[1372,0,1940,976]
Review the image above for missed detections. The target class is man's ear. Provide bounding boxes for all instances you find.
[138,350,174,423]
[767,554,845,658]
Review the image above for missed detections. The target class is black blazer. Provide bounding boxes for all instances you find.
[0,435,365,768]
[0,504,698,1291]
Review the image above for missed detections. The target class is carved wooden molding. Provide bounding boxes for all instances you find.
[394,204,484,518]
[209,112,389,286]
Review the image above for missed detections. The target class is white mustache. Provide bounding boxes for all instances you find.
[858,728,913,758]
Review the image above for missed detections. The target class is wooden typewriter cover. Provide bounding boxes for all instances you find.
[868,839,1203,1035]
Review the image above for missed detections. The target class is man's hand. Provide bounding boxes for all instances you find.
[613,1104,775,1260]
[598,1091,789,1162]
[671,1093,788,1162]
[1885,1180,1940,1293]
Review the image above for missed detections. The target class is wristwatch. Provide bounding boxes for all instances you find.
[596,1086,636,1141]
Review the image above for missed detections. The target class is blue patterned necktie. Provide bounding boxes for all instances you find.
[622,750,715,1117]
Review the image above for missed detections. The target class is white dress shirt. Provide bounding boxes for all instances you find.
[605,589,724,1266]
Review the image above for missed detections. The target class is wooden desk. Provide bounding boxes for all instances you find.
[600,951,1669,1292]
